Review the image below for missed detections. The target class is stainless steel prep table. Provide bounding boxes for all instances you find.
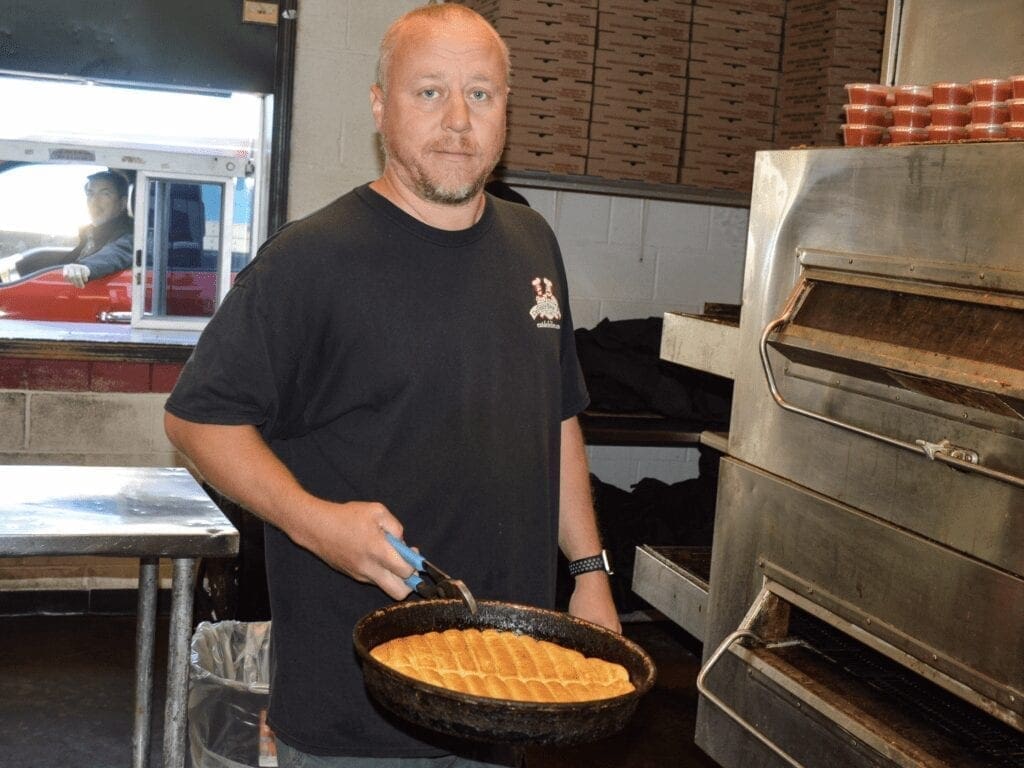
[0,465,239,768]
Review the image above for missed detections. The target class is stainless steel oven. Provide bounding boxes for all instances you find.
[634,2,1024,766]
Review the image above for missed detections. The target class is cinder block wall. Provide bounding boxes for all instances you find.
[288,1,749,489]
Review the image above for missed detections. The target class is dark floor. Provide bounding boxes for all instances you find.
[527,618,720,768]
[0,613,719,768]
[0,614,169,768]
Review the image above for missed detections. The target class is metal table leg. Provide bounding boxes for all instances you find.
[162,557,196,768]
[132,557,159,768]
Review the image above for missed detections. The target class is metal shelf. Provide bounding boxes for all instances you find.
[632,545,712,640]
[500,170,751,208]
[578,410,711,446]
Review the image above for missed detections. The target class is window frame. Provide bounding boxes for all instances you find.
[132,170,239,331]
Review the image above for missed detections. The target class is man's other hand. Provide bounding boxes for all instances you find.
[63,264,90,288]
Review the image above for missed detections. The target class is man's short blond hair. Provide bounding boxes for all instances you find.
[375,3,511,94]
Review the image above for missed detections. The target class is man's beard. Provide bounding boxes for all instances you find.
[416,173,483,205]
[383,135,498,206]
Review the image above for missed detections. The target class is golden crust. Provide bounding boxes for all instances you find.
[370,627,634,703]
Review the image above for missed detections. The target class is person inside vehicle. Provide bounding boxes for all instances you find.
[164,4,618,766]
[4,170,133,287]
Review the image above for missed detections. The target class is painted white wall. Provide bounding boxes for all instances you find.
[514,188,747,488]
[287,0,750,490]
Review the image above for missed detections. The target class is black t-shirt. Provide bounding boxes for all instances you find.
[166,184,588,757]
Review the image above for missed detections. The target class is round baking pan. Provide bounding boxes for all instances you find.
[353,599,656,745]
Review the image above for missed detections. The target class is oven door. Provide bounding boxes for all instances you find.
[695,458,1024,768]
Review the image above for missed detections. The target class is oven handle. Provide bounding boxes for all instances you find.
[759,312,1024,490]
[696,592,805,768]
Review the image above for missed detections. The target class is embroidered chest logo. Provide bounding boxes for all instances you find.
[529,277,562,329]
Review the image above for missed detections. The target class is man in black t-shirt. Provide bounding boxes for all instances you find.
[165,5,619,765]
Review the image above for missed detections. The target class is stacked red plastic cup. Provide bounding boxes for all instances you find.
[1007,75,1024,139]
[968,78,1012,140]
[842,77,1024,146]
[929,82,972,141]
[890,85,932,144]
[842,83,891,146]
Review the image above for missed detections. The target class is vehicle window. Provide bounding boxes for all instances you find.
[0,163,107,261]
[135,175,255,328]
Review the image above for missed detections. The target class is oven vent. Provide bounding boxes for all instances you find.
[767,278,1024,421]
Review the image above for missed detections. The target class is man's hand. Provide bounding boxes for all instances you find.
[296,498,417,600]
[63,263,90,288]
[568,572,622,634]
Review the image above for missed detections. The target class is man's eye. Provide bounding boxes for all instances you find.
[421,89,439,99]
[469,90,489,101]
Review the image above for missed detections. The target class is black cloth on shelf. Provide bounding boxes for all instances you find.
[574,317,732,424]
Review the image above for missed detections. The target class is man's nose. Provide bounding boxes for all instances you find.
[442,94,471,132]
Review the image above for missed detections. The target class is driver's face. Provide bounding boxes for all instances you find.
[85,180,126,227]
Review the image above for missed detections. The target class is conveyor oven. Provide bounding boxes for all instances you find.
[634,2,1024,766]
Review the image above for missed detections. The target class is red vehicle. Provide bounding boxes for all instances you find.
[0,253,221,322]
[0,251,132,322]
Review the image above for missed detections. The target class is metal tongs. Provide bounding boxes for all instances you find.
[385,532,478,615]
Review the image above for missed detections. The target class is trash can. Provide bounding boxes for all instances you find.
[189,620,275,768]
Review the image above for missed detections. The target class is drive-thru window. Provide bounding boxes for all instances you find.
[0,75,270,331]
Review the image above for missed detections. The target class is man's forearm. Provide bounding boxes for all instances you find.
[79,233,133,279]
[558,416,603,560]
[558,416,621,632]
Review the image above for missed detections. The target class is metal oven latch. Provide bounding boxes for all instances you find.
[915,439,980,464]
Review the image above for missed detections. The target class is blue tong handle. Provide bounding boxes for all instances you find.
[385,532,426,592]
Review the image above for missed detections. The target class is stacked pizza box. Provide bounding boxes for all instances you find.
[456,0,599,175]
[775,0,889,148]
[585,0,691,184]
[679,0,784,192]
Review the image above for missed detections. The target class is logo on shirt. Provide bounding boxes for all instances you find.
[529,277,562,329]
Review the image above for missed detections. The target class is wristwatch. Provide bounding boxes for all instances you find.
[567,549,614,577]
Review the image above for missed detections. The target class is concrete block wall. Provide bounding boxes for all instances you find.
[288,0,750,490]
[0,358,182,467]
[0,391,177,467]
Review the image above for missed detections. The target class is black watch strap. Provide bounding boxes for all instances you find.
[567,549,613,577]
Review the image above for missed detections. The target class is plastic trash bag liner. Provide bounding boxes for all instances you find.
[189,620,274,767]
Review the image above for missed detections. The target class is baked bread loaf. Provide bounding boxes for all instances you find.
[370,627,634,703]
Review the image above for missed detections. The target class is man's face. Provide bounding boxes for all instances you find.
[371,17,508,206]
[85,179,126,227]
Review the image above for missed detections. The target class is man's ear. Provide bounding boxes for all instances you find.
[370,85,385,132]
